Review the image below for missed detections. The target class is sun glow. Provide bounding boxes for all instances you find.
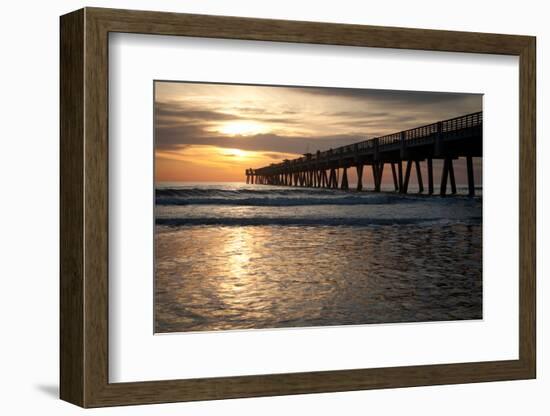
[218,121,267,136]
[220,147,248,159]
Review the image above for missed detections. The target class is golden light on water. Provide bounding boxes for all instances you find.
[226,228,252,285]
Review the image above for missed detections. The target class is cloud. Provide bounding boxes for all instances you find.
[263,152,290,160]
[325,110,392,118]
[156,100,303,129]
[301,86,481,106]
[155,85,482,157]
[156,121,360,155]
[156,101,239,122]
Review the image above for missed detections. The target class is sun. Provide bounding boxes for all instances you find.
[220,147,248,159]
[218,121,267,136]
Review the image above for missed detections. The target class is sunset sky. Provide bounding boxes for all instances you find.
[155,82,482,184]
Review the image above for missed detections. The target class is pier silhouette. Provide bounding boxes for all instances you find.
[246,111,482,196]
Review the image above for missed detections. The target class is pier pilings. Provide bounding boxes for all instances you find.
[245,112,482,197]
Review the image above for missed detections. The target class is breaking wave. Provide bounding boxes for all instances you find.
[156,187,425,207]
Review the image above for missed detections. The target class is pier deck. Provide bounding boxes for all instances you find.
[246,111,482,196]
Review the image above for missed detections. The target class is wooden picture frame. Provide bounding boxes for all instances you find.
[60,7,536,408]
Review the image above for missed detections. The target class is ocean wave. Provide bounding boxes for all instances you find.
[156,196,401,207]
[156,216,482,227]
[157,187,343,197]
[155,187,425,207]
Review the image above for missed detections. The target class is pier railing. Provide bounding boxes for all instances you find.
[247,111,482,196]
[282,111,482,165]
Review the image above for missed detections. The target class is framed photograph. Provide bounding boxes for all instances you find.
[60,7,536,407]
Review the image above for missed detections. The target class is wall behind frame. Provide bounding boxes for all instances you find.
[0,0,545,415]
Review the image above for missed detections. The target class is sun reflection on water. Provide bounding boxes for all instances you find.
[155,224,482,333]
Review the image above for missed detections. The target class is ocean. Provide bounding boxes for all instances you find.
[154,182,482,333]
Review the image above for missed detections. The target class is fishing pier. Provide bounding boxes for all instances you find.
[246,112,482,196]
